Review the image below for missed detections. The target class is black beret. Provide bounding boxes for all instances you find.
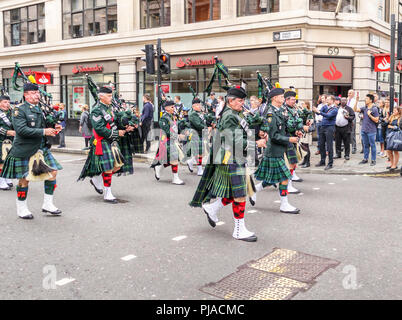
[163,100,175,108]
[99,86,113,94]
[227,86,247,99]
[284,90,297,99]
[268,88,285,100]
[0,95,10,101]
[192,98,201,105]
[23,83,39,92]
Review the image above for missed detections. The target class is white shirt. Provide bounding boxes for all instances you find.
[336,107,349,127]
[315,103,324,122]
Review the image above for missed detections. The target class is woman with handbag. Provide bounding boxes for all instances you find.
[385,106,402,171]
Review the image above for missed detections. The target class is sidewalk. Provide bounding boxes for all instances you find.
[52,136,399,175]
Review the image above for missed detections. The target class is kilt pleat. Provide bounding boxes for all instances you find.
[115,137,134,176]
[1,148,62,180]
[254,157,292,184]
[286,143,298,165]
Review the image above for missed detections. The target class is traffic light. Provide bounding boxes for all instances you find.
[141,44,155,75]
[397,22,402,60]
[159,53,171,74]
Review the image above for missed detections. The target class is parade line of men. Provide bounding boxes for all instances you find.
[0,83,312,242]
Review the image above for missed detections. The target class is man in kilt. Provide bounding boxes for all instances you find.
[78,86,128,204]
[1,83,63,219]
[253,88,301,214]
[0,95,15,190]
[283,91,310,193]
[151,100,185,185]
[190,86,267,242]
[186,98,208,176]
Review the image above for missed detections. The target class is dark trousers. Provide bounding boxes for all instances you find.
[59,128,66,147]
[319,125,335,165]
[141,121,152,151]
[335,125,351,157]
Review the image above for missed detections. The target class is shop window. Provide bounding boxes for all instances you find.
[3,3,46,47]
[185,0,221,23]
[309,0,357,13]
[140,0,171,29]
[237,0,279,16]
[62,0,117,39]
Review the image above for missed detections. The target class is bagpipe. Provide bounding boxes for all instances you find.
[12,62,63,129]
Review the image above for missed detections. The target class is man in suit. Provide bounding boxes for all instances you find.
[140,94,154,153]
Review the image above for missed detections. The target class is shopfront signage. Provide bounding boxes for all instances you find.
[34,72,52,85]
[176,57,216,68]
[160,84,170,93]
[273,30,302,42]
[374,54,391,72]
[72,64,104,74]
[314,57,352,84]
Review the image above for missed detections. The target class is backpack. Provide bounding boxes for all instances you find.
[85,112,93,131]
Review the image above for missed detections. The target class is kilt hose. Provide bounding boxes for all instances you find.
[286,142,299,165]
[1,148,62,180]
[254,156,292,185]
[78,139,124,181]
[189,163,247,208]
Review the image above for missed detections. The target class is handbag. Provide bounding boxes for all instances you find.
[386,129,402,151]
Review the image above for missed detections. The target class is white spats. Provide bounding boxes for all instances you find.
[280,196,300,214]
[197,166,204,176]
[202,200,223,224]
[232,218,257,242]
[154,165,164,180]
[42,194,60,214]
[91,175,103,190]
[16,199,33,218]
[104,187,116,201]
[0,178,10,190]
[287,179,300,194]
[172,173,185,185]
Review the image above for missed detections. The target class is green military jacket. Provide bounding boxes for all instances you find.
[262,104,290,158]
[188,109,207,137]
[284,104,304,136]
[0,109,14,145]
[217,106,250,165]
[159,112,177,139]
[91,102,119,142]
[9,102,47,158]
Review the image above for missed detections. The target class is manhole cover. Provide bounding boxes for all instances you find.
[200,267,311,300]
[245,248,340,283]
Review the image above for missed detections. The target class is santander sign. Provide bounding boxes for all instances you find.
[322,62,343,81]
[176,57,215,68]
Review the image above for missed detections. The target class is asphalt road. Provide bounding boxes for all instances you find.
[0,153,401,300]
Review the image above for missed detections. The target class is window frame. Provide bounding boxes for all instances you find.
[62,0,117,39]
[140,0,171,29]
[3,3,46,47]
[309,0,358,13]
[185,0,221,24]
[237,0,280,17]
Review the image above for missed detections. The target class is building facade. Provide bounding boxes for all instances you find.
[0,0,401,135]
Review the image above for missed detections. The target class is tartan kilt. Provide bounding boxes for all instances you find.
[131,129,144,154]
[151,139,179,167]
[1,148,62,180]
[254,156,292,184]
[286,142,298,165]
[115,137,134,176]
[77,140,116,181]
[189,163,247,207]
[186,130,203,158]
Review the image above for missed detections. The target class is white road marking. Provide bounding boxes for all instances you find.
[172,235,187,241]
[60,158,87,163]
[216,222,225,226]
[121,255,137,261]
[328,183,336,185]
[313,188,320,190]
[55,278,75,286]
[247,210,258,213]
[342,178,348,181]
[298,193,304,196]
[274,200,281,203]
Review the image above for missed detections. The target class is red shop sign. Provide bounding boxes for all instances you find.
[72,64,104,74]
[374,54,391,72]
[176,57,216,68]
[35,72,52,85]
[160,85,170,93]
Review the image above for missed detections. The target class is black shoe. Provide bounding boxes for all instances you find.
[90,179,103,195]
[325,164,333,171]
[104,199,118,204]
[42,208,62,215]
[281,208,301,214]
[345,156,350,161]
[20,214,34,220]
[315,162,326,167]
[370,161,376,166]
[203,209,216,228]
[301,163,310,168]
[360,150,364,154]
[359,160,368,164]
[237,235,258,242]
[7,182,13,188]
[334,155,342,159]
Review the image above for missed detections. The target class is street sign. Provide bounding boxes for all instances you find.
[273,30,301,42]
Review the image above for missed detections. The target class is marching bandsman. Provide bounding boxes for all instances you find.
[186,98,208,176]
[190,86,267,242]
[1,83,63,219]
[151,100,186,185]
[78,86,127,204]
[0,95,15,190]
[252,88,300,214]
[283,90,309,193]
